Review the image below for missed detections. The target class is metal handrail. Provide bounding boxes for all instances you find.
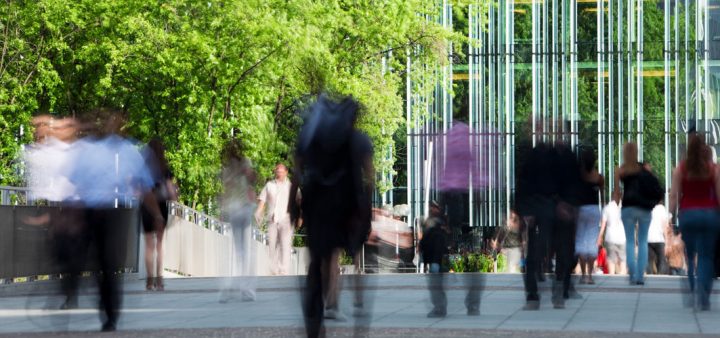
[167,200,229,234]
[0,186,138,208]
[0,186,30,206]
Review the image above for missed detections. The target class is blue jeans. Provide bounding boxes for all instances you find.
[429,263,441,273]
[679,209,719,308]
[622,207,652,282]
[426,263,446,313]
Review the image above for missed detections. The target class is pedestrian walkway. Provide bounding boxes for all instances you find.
[0,274,717,337]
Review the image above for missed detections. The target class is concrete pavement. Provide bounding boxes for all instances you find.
[0,273,718,337]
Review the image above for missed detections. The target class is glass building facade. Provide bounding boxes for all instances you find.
[404,0,720,233]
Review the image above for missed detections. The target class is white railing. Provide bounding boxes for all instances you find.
[0,186,30,206]
[166,201,298,247]
[167,201,228,234]
[0,186,137,208]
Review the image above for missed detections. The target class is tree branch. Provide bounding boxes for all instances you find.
[272,76,286,127]
[0,14,10,79]
[364,33,429,63]
[10,34,45,106]
[226,46,278,97]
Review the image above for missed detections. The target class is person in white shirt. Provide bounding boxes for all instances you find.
[647,203,670,275]
[597,201,626,275]
[255,163,293,275]
[65,109,161,332]
[24,117,77,203]
[24,116,81,310]
[219,140,258,302]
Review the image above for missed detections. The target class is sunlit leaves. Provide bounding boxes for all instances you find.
[2,0,460,212]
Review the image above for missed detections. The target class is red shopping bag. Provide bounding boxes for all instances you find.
[597,247,609,274]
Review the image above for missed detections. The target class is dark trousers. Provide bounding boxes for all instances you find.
[554,219,575,299]
[427,263,447,313]
[426,264,482,314]
[524,199,575,302]
[304,249,330,338]
[54,232,88,302]
[647,243,669,275]
[86,208,126,326]
[52,206,88,305]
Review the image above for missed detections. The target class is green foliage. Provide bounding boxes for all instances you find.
[339,250,353,266]
[447,254,466,273]
[445,252,498,273]
[2,1,462,213]
[496,253,507,272]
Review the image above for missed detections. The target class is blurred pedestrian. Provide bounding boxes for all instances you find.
[492,210,525,273]
[613,142,663,285]
[296,95,373,338]
[420,201,449,317]
[322,135,373,321]
[66,108,161,331]
[647,203,670,275]
[255,163,293,275]
[668,133,720,310]
[218,139,258,303]
[575,148,603,284]
[553,142,582,303]
[24,116,82,310]
[597,200,627,275]
[665,227,686,276]
[141,138,177,291]
[516,139,558,310]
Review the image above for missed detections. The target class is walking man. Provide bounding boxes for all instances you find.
[255,163,294,275]
[647,203,670,275]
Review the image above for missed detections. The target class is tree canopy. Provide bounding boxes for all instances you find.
[1,0,461,212]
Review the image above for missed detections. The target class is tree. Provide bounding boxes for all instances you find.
[2,0,459,215]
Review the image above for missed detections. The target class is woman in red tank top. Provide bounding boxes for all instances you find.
[668,133,720,311]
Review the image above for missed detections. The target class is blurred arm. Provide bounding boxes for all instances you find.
[255,183,268,225]
[668,167,682,215]
[597,211,607,248]
[143,191,165,230]
[612,168,622,203]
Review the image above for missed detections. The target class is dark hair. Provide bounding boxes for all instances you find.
[148,137,171,178]
[222,139,244,163]
[580,147,596,173]
[686,133,709,178]
[82,107,126,136]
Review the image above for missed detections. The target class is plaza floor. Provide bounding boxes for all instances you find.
[0,273,718,337]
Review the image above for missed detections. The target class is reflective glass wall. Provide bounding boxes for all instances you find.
[405,0,720,232]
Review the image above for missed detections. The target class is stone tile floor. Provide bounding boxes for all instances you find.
[0,273,717,337]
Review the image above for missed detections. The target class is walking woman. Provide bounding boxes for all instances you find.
[142,138,177,291]
[668,134,720,310]
[218,139,258,302]
[613,142,662,285]
[575,148,604,284]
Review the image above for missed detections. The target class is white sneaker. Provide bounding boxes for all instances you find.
[240,290,256,302]
[353,306,369,318]
[218,292,231,304]
[324,308,348,321]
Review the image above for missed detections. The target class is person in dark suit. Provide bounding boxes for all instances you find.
[295,95,373,338]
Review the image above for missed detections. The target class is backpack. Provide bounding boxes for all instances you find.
[637,168,664,207]
[622,165,663,209]
[297,94,357,157]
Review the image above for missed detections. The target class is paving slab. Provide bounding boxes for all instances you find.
[1,274,717,337]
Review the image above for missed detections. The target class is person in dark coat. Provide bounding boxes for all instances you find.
[420,201,449,317]
[516,136,582,310]
[295,95,374,338]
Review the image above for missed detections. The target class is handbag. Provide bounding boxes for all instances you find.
[623,166,663,209]
[638,168,663,207]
